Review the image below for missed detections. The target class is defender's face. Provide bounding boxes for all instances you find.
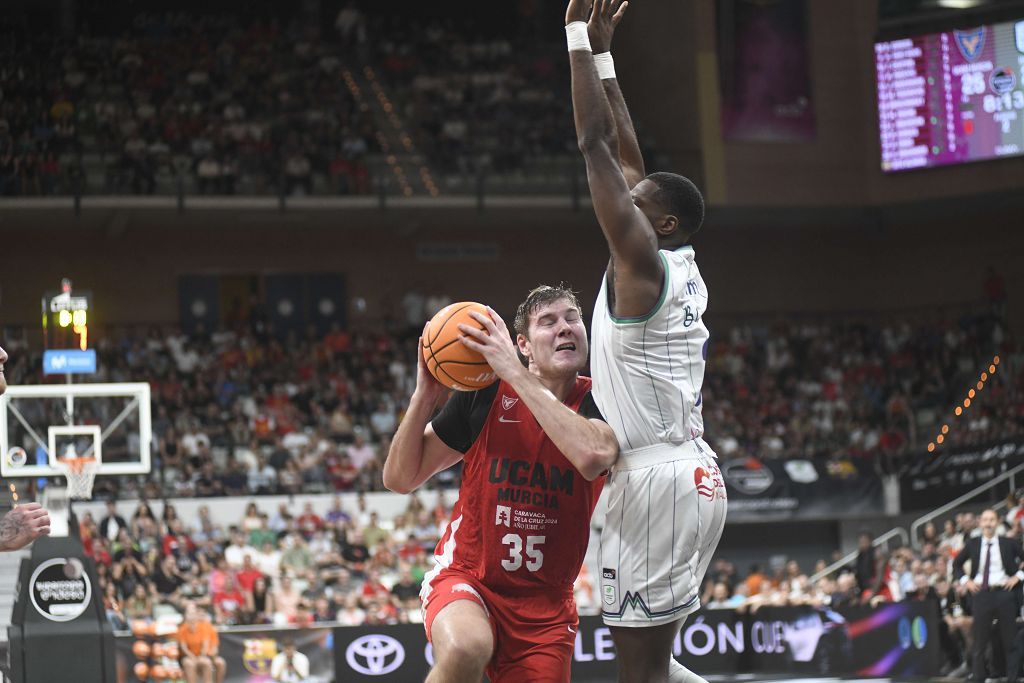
[519,299,588,377]
[630,179,667,230]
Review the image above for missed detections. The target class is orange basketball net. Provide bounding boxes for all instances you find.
[56,456,100,500]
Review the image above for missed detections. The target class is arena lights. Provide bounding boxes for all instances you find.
[342,70,414,196]
[927,354,1000,453]
[363,66,440,197]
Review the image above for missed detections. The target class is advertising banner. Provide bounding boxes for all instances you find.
[721,457,883,520]
[114,602,939,681]
[901,440,1024,511]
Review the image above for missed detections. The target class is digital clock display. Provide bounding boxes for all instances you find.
[876,18,1024,172]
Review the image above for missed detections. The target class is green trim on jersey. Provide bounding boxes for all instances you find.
[607,251,670,325]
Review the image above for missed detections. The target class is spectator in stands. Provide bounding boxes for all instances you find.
[212,573,248,625]
[854,532,881,600]
[271,575,302,625]
[178,602,227,683]
[100,500,128,541]
[270,638,310,683]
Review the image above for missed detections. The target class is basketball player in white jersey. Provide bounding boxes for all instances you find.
[0,344,52,551]
[565,1,727,681]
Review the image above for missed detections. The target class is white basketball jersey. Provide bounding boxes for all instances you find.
[591,246,709,454]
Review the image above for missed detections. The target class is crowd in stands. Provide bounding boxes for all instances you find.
[0,2,611,197]
[87,493,447,630]
[0,7,377,197]
[702,308,1020,471]
[698,499,1024,677]
[84,483,1018,679]
[1,304,1018,501]
[366,7,579,176]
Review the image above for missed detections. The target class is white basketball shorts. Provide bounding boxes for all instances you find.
[598,439,727,627]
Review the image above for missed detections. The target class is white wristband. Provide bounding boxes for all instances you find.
[565,22,592,52]
[594,52,616,79]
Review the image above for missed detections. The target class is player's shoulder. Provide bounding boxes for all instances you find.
[662,245,697,266]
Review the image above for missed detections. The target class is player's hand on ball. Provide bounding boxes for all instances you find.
[566,0,593,25]
[588,0,628,53]
[458,309,523,382]
[415,322,450,407]
[0,502,50,551]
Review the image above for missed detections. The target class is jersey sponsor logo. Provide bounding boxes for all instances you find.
[490,459,575,510]
[954,27,985,62]
[603,585,616,606]
[695,467,715,500]
[495,505,512,526]
[489,458,574,495]
[501,395,519,410]
[498,415,522,423]
[497,487,561,509]
[602,568,616,580]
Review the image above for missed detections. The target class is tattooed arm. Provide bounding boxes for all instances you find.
[0,502,51,551]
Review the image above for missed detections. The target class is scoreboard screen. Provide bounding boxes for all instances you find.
[875,17,1024,172]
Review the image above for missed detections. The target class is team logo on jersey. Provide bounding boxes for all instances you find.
[954,27,985,62]
[495,505,512,527]
[694,468,715,500]
[501,395,519,411]
[603,585,616,606]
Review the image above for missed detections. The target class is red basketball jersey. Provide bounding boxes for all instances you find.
[428,378,605,596]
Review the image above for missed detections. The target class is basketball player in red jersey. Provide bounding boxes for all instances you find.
[0,344,52,551]
[384,285,619,683]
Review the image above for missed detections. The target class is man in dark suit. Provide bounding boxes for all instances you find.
[953,508,1024,683]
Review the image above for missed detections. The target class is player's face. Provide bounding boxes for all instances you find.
[630,179,668,230]
[0,344,7,395]
[521,299,588,376]
[980,510,998,535]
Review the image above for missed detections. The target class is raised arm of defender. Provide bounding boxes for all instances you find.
[567,0,663,318]
[587,2,645,188]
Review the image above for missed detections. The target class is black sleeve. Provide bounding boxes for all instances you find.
[578,390,605,422]
[951,543,971,580]
[431,383,500,454]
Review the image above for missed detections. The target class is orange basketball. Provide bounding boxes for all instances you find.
[133,662,149,680]
[131,620,149,637]
[421,302,498,391]
[150,664,167,680]
[163,642,179,659]
[132,640,151,659]
[151,642,164,658]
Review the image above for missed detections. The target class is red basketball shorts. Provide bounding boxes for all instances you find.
[422,568,578,683]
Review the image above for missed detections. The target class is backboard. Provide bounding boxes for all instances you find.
[0,382,151,478]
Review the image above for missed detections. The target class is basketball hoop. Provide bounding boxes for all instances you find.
[55,457,99,500]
